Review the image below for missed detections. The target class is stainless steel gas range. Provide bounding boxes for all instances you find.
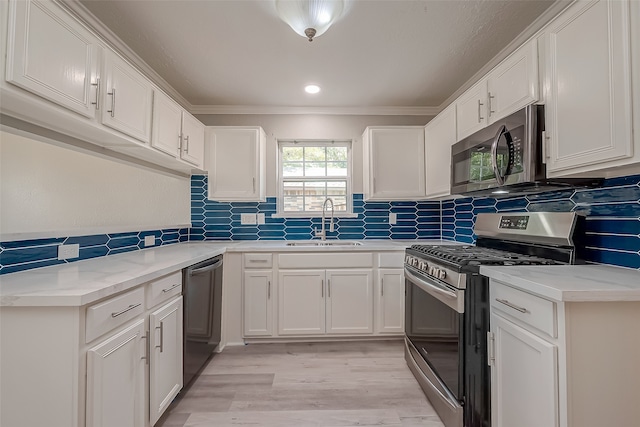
[404,212,584,427]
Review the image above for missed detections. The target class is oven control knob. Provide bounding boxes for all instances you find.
[418,261,427,271]
[437,270,447,280]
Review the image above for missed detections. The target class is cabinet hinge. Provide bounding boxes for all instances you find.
[487,331,495,367]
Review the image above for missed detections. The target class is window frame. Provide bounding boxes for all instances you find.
[275,139,355,218]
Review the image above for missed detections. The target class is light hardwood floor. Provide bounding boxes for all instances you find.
[157,340,445,427]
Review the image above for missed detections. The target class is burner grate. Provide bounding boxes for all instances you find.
[409,244,559,266]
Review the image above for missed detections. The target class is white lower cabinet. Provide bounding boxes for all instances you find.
[376,269,404,334]
[149,296,183,426]
[489,280,640,427]
[278,270,326,336]
[86,319,147,427]
[278,269,374,336]
[243,271,274,337]
[490,312,558,427]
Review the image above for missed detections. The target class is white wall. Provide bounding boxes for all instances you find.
[0,131,191,239]
[196,114,433,195]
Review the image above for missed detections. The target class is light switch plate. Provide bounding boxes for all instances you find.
[389,212,397,225]
[257,213,265,224]
[144,235,156,247]
[58,244,79,260]
[241,213,257,225]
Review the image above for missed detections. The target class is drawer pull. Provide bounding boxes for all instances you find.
[111,303,141,318]
[496,298,529,314]
[162,283,181,293]
[249,259,268,263]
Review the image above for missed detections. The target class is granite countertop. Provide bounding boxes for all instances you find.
[0,239,457,307]
[480,264,640,302]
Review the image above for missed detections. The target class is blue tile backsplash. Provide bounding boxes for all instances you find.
[0,228,189,274]
[442,174,640,269]
[189,175,441,241]
[2,174,638,274]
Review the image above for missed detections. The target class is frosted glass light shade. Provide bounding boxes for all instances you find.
[276,0,345,41]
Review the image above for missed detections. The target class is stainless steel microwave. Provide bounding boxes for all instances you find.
[450,105,601,197]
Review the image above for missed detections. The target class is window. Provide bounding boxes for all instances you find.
[277,140,352,216]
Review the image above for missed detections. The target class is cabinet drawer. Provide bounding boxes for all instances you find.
[491,281,557,338]
[86,287,145,343]
[278,253,373,269]
[378,252,404,268]
[244,253,273,268]
[146,271,182,309]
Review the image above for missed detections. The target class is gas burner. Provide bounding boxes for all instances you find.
[408,244,561,267]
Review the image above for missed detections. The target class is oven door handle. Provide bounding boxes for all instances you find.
[404,267,464,313]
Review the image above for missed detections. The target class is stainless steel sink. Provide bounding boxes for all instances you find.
[285,241,362,247]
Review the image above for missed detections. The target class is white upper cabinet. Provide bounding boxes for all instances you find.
[206,126,266,201]
[5,0,100,119]
[362,126,426,201]
[152,91,205,168]
[424,104,457,199]
[456,39,539,141]
[543,0,635,177]
[180,112,205,169]
[101,50,153,144]
[152,90,183,157]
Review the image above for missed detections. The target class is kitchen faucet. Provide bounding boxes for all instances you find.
[314,198,334,241]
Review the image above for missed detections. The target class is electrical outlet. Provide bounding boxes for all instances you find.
[144,235,156,247]
[58,244,79,260]
[389,212,397,225]
[241,213,257,225]
[257,213,265,225]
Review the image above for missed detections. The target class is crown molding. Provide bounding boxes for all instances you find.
[438,0,574,111]
[189,104,440,116]
[59,0,193,111]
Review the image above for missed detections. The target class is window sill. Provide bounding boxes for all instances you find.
[271,213,359,219]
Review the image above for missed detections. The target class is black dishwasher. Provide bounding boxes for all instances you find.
[182,255,223,386]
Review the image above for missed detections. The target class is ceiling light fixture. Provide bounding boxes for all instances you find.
[276,0,345,42]
[305,84,321,94]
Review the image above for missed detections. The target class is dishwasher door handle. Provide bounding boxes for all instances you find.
[189,259,223,275]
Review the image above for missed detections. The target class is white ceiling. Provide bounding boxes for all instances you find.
[78,0,557,113]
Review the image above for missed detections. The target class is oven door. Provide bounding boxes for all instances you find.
[404,266,464,427]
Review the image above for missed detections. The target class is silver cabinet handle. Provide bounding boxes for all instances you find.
[249,259,269,263]
[373,178,376,193]
[328,279,331,298]
[495,298,529,313]
[178,133,183,152]
[111,303,140,318]
[252,177,256,193]
[184,135,190,153]
[321,279,324,298]
[141,330,149,364]
[478,99,484,122]
[267,280,271,299]
[91,78,100,110]
[381,277,384,296]
[156,322,164,353]
[488,92,495,117]
[107,88,116,117]
[162,283,181,293]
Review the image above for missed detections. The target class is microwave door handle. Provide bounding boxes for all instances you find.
[491,125,507,186]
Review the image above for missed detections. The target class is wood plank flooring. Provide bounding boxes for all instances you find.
[157,340,445,427]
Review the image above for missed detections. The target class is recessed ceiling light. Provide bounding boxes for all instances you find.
[305,85,321,94]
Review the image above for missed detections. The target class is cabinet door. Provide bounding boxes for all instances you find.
[149,297,183,426]
[278,270,325,335]
[6,0,100,118]
[243,271,273,337]
[207,127,264,201]
[491,313,558,427]
[86,319,146,427]
[151,90,182,157]
[424,106,456,198]
[180,112,205,168]
[487,38,539,123]
[456,80,487,140]
[101,51,153,143]
[364,127,426,200]
[376,269,404,334]
[326,270,373,334]
[545,0,633,174]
